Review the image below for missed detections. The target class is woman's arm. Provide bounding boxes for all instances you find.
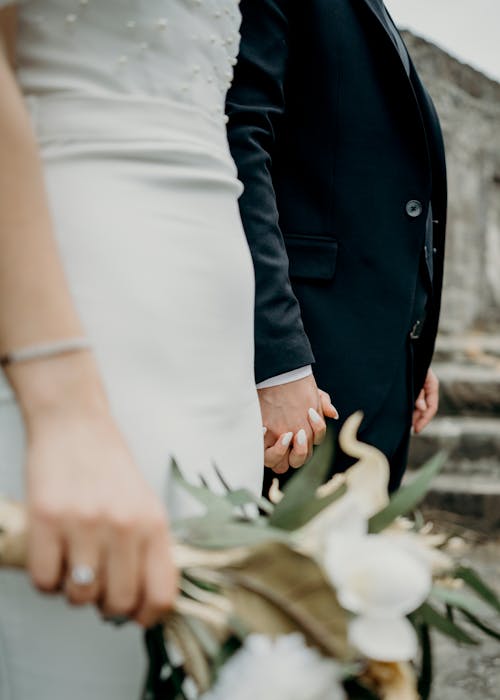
[0,14,177,625]
[0,9,83,353]
[0,10,94,413]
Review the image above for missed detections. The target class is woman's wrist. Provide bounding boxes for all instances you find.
[6,350,109,424]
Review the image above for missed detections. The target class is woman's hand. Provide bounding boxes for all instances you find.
[10,353,178,628]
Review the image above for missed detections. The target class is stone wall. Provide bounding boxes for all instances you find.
[403,32,500,335]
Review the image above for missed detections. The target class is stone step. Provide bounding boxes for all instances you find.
[433,362,500,417]
[435,333,500,363]
[408,416,500,475]
[421,474,500,532]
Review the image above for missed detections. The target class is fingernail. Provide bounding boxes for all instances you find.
[262,426,267,435]
[103,615,129,626]
[281,432,293,447]
[331,404,340,420]
[297,428,307,446]
[308,407,321,423]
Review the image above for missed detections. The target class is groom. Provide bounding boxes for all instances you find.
[226,0,447,490]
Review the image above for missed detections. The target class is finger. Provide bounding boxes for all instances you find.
[263,427,277,450]
[418,401,438,432]
[101,527,141,617]
[264,432,293,470]
[271,455,291,475]
[28,518,64,593]
[135,530,178,628]
[308,407,327,446]
[413,407,432,434]
[289,428,310,469]
[414,416,428,434]
[415,389,427,412]
[64,526,102,606]
[262,426,273,448]
[319,390,339,420]
[412,408,423,433]
[414,377,439,434]
[425,383,439,416]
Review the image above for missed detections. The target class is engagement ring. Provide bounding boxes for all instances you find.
[70,564,96,587]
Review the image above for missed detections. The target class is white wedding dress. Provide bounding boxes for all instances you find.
[0,1,263,698]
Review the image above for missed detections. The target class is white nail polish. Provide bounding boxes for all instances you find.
[281,432,293,447]
[331,404,340,420]
[308,407,321,423]
[262,426,267,435]
[297,428,307,446]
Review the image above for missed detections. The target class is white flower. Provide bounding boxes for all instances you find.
[383,529,453,576]
[295,413,390,560]
[323,533,432,662]
[349,615,418,662]
[296,491,368,559]
[337,412,390,518]
[201,634,345,700]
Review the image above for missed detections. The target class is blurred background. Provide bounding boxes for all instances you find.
[381,0,500,526]
[386,4,500,697]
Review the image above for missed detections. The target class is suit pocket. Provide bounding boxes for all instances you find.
[286,235,338,281]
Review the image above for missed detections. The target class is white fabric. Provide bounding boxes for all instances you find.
[0,2,263,699]
[257,365,313,389]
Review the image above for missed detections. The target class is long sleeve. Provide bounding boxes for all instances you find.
[256,365,313,389]
[226,0,315,384]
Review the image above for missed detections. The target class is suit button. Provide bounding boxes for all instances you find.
[406,199,423,218]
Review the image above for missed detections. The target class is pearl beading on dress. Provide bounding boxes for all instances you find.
[18,0,241,123]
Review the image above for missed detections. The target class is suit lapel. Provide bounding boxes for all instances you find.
[360,0,409,74]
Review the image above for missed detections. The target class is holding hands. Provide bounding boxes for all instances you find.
[259,374,339,474]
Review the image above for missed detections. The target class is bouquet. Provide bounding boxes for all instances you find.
[1,412,499,700]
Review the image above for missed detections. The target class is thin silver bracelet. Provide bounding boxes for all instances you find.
[0,337,92,368]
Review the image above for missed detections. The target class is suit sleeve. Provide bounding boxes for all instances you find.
[226,0,315,385]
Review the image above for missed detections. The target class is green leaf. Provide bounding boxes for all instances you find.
[171,460,233,519]
[419,602,478,645]
[269,483,347,531]
[417,621,433,700]
[143,625,188,700]
[211,635,242,678]
[284,428,335,493]
[431,585,488,616]
[458,608,500,642]
[225,489,274,515]
[269,430,336,530]
[342,679,379,700]
[174,517,291,549]
[455,566,500,613]
[368,451,447,533]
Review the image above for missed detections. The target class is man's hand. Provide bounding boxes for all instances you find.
[412,368,439,434]
[259,375,339,474]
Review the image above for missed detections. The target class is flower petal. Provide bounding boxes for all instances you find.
[295,492,367,560]
[349,615,418,661]
[201,634,346,700]
[338,412,390,517]
[324,534,432,616]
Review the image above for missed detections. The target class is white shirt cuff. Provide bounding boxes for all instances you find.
[256,365,313,389]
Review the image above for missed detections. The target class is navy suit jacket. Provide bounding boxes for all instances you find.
[226,0,447,422]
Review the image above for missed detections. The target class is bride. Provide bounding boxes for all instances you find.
[0,2,264,698]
